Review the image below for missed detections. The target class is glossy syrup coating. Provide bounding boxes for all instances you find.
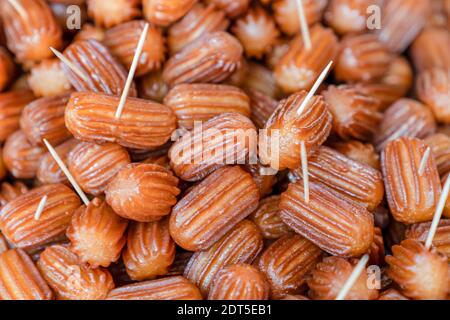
[259,91,332,171]
[0,0,63,63]
[381,137,442,224]
[168,3,229,55]
[280,181,374,257]
[67,198,128,268]
[104,20,166,77]
[164,83,251,130]
[258,234,322,299]
[208,264,270,300]
[0,249,53,300]
[0,47,15,92]
[38,245,114,300]
[424,133,450,177]
[410,27,450,72]
[307,256,379,300]
[68,142,131,196]
[143,0,198,26]
[332,140,380,170]
[123,218,176,281]
[0,184,81,252]
[65,92,176,150]
[163,32,243,86]
[275,25,338,93]
[0,90,35,142]
[86,0,140,28]
[62,39,137,97]
[105,163,180,222]
[405,220,450,261]
[170,166,259,251]
[205,0,250,19]
[386,239,449,300]
[184,220,263,296]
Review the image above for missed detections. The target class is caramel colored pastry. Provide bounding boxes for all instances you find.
[106,163,180,222]
[38,244,114,300]
[386,239,449,300]
[123,219,175,281]
[208,264,270,300]
[67,198,128,268]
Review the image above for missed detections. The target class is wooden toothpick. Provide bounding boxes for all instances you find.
[297,61,333,116]
[296,0,312,50]
[336,254,370,300]
[50,47,88,82]
[34,195,48,221]
[7,0,27,21]
[418,147,431,176]
[115,23,150,119]
[300,141,309,203]
[425,174,450,249]
[43,139,90,206]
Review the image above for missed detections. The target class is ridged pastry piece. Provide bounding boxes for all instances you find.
[0,182,28,208]
[138,71,169,103]
[184,220,263,296]
[386,239,449,300]
[73,23,105,42]
[163,32,243,86]
[27,59,72,97]
[291,146,384,211]
[381,137,441,224]
[169,113,257,181]
[37,139,79,185]
[62,39,136,97]
[410,27,450,72]
[20,94,71,146]
[143,0,197,26]
[0,47,15,91]
[244,163,277,197]
[374,0,431,53]
[0,233,8,254]
[258,234,322,298]
[164,84,251,130]
[335,34,393,83]
[307,256,379,300]
[170,166,259,251]
[322,85,382,141]
[38,245,114,300]
[241,62,281,99]
[272,0,327,36]
[416,67,450,124]
[355,56,414,111]
[259,91,332,171]
[0,90,35,142]
[67,198,128,268]
[324,0,383,35]
[106,163,180,222]
[168,3,229,54]
[0,184,81,251]
[249,195,292,240]
[123,219,176,281]
[0,249,53,300]
[275,25,338,93]
[374,99,437,152]
[3,130,46,179]
[65,92,176,150]
[68,142,130,196]
[86,0,140,28]
[208,264,269,300]
[332,140,380,170]
[104,20,165,77]
[266,37,290,70]
[168,251,193,276]
[0,0,63,63]
[279,181,374,257]
[232,5,279,59]
[107,276,202,300]
[205,0,250,18]
[424,133,450,177]
[247,89,278,129]
[378,288,409,300]
[368,227,385,266]
[405,220,450,261]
